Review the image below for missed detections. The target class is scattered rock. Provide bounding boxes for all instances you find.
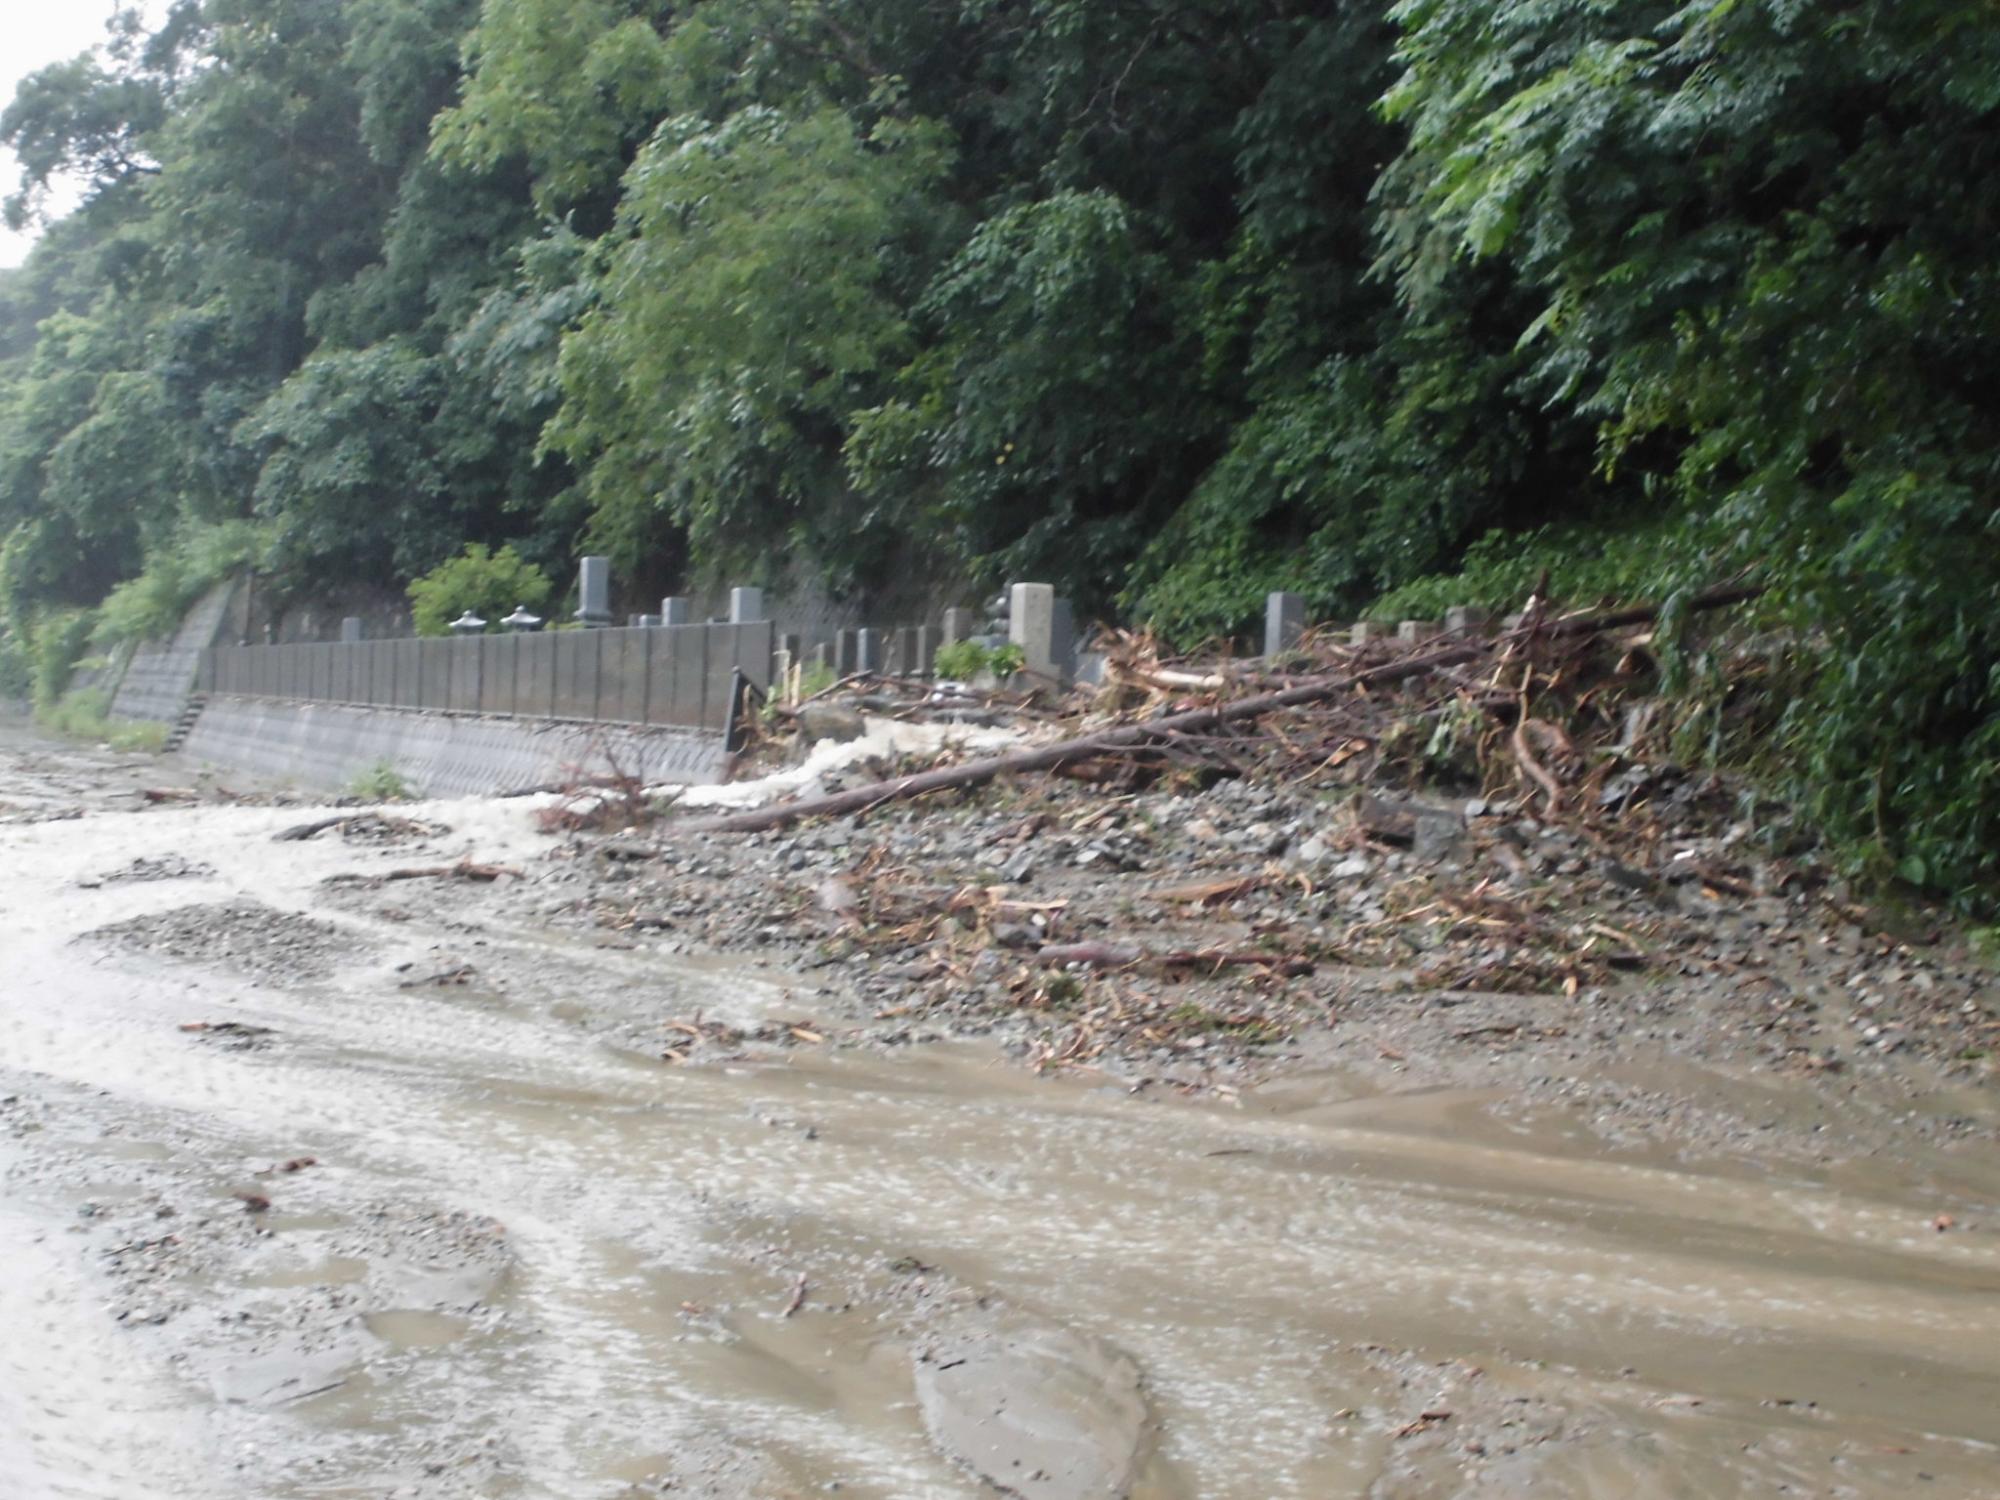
[915,1318,1149,1500]
[798,704,868,745]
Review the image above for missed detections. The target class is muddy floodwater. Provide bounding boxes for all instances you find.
[3,718,1998,1498]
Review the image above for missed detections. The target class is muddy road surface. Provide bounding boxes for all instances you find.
[3,717,1998,1498]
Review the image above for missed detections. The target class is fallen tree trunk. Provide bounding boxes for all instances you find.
[674,584,1761,837]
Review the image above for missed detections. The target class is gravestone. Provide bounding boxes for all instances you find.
[577,556,612,627]
[1009,583,1059,681]
[1265,592,1305,656]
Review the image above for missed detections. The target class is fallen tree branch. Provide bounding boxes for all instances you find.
[1033,942,1145,968]
[273,815,351,841]
[384,859,522,882]
[675,585,1762,837]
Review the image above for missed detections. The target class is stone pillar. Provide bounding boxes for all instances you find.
[1445,605,1492,635]
[780,631,802,661]
[834,629,858,676]
[577,556,612,627]
[1265,592,1305,656]
[1009,582,1059,681]
[660,596,691,626]
[1051,597,1077,682]
[913,625,938,676]
[340,616,363,644]
[856,628,882,674]
[942,607,976,646]
[1397,619,1441,643]
[728,586,765,624]
[1351,621,1386,646]
[811,641,832,672]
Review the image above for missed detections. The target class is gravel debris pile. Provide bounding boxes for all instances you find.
[82,899,361,985]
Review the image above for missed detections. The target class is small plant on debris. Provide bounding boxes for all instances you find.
[347,761,413,801]
[934,640,1025,681]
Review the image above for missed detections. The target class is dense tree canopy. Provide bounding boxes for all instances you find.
[2,0,1997,905]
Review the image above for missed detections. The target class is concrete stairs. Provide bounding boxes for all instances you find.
[163,693,207,753]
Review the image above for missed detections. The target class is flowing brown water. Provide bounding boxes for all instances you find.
[2,724,1996,1498]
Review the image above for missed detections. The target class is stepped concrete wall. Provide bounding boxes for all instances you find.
[111,580,242,724]
[179,697,728,797]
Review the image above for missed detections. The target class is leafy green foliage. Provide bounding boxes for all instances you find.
[406,542,552,636]
[21,606,98,707]
[549,106,950,581]
[94,519,268,645]
[38,686,169,750]
[934,639,1024,681]
[1381,0,2000,908]
[347,760,413,800]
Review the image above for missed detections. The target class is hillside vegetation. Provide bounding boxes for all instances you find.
[2,0,1996,908]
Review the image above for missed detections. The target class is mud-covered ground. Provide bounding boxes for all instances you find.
[515,727,1999,1158]
[4,712,1998,1499]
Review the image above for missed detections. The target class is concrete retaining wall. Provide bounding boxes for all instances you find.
[180,696,728,797]
[111,580,242,724]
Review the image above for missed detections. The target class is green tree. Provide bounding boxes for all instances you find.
[406,541,551,635]
[547,104,951,585]
[1381,0,2000,903]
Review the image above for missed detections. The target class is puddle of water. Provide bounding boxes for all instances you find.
[364,1310,469,1351]
[245,1258,371,1290]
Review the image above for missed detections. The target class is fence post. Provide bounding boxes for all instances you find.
[591,627,606,721]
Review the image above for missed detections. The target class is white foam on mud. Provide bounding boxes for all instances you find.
[664,715,1024,811]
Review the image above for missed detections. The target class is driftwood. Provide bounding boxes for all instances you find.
[384,859,521,882]
[273,815,351,842]
[675,585,1760,838]
[1033,941,1145,968]
[1032,941,1314,976]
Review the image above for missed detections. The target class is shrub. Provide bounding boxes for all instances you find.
[28,609,98,707]
[934,639,1026,681]
[94,521,271,647]
[0,631,29,700]
[407,544,554,637]
[347,761,413,800]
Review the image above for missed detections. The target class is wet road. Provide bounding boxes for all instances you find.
[3,724,1998,1497]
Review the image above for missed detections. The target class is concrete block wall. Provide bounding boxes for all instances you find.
[179,698,729,797]
[109,579,243,724]
[202,621,772,735]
